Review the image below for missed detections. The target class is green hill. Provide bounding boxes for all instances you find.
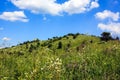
[0,33,120,80]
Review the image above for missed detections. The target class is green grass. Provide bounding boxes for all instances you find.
[0,33,120,80]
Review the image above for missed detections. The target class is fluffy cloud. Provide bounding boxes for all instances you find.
[11,0,62,15]
[10,0,99,15]
[62,0,99,14]
[0,11,29,22]
[2,37,11,41]
[95,10,120,21]
[96,10,120,35]
[90,1,99,9]
[98,22,120,34]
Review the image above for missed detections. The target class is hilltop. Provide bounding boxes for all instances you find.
[0,33,120,80]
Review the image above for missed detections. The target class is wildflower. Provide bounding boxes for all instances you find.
[41,68,43,70]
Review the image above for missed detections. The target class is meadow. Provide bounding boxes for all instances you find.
[0,33,120,80]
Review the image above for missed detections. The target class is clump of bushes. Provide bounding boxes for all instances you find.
[100,32,113,41]
[57,41,62,49]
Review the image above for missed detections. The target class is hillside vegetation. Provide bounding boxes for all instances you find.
[0,33,120,80]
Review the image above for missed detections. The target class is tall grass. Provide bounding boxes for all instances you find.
[0,34,120,80]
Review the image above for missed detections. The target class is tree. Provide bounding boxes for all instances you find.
[36,42,40,47]
[115,36,119,40]
[67,43,71,48]
[48,43,52,48]
[57,41,62,49]
[73,35,77,39]
[101,32,112,41]
[28,44,36,53]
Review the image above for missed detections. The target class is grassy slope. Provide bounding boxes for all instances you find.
[0,34,120,80]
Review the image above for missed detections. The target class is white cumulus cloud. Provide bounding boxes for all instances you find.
[90,1,99,9]
[2,37,11,41]
[95,10,120,21]
[10,0,99,15]
[62,0,99,14]
[98,22,120,34]
[96,10,120,35]
[0,11,29,22]
[11,0,62,15]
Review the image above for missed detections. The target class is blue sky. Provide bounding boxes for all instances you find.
[0,0,120,46]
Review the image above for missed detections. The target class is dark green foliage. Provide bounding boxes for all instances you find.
[48,43,52,48]
[28,44,36,52]
[53,36,58,39]
[115,36,119,40]
[0,50,4,53]
[90,40,93,43]
[66,36,69,39]
[41,42,49,47]
[76,32,80,35]
[14,70,21,80]
[100,32,113,41]
[67,33,74,36]
[57,41,62,49]
[76,43,85,52]
[66,33,80,39]
[63,35,67,38]
[73,35,77,39]
[36,42,40,47]
[20,40,30,45]
[67,43,71,48]
[17,51,24,56]
[7,52,13,55]
[33,38,39,42]
[25,44,29,49]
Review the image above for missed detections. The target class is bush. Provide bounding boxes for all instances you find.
[100,32,113,41]
[57,41,62,49]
